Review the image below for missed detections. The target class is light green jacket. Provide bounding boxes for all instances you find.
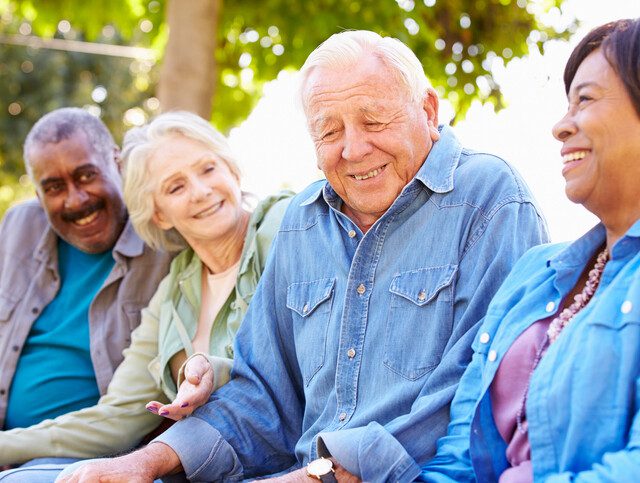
[0,193,292,464]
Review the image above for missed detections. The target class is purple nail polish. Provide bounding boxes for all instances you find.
[181,402,189,408]
[159,410,169,416]
[147,406,158,413]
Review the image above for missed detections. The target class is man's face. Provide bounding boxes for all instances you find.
[304,53,439,231]
[29,130,127,253]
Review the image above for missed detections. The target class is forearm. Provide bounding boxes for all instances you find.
[0,396,164,464]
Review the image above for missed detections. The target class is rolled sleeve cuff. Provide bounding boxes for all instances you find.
[317,422,421,482]
[153,415,242,481]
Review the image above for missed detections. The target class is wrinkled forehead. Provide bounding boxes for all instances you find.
[302,54,410,110]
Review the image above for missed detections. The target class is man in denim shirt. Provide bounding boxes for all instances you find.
[62,31,548,482]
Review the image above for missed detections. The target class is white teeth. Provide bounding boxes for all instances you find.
[562,151,589,163]
[194,202,221,219]
[353,167,383,181]
[74,211,99,226]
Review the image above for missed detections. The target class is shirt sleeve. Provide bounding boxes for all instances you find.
[317,200,549,482]
[154,233,304,481]
[0,276,172,466]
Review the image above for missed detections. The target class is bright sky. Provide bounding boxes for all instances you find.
[229,0,639,243]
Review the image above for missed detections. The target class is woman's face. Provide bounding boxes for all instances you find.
[552,49,640,217]
[150,133,245,246]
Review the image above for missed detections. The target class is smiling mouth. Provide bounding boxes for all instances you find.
[194,201,223,219]
[351,164,387,181]
[74,211,99,226]
[562,150,589,163]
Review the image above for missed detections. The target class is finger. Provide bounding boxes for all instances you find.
[145,401,163,414]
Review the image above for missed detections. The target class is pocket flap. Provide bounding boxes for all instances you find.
[0,294,18,321]
[389,265,457,306]
[287,278,336,317]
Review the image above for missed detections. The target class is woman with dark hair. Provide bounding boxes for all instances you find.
[419,18,640,482]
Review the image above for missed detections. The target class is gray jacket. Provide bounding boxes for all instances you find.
[0,199,173,427]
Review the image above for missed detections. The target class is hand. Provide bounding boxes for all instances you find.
[262,463,361,482]
[146,354,214,421]
[55,443,181,483]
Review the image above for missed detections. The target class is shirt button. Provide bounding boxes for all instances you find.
[31,307,39,315]
[0,389,5,396]
[545,301,556,313]
[488,350,497,362]
[348,230,356,238]
[347,348,356,358]
[417,290,426,301]
[479,332,490,344]
[339,412,347,421]
[12,345,20,352]
[621,300,633,314]
[302,303,309,314]
[356,284,366,295]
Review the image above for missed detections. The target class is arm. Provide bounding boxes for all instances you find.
[146,352,232,420]
[153,233,306,481]
[317,201,548,482]
[0,277,172,465]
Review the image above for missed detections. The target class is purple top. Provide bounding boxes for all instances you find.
[489,316,554,482]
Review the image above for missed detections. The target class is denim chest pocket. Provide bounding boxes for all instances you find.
[286,277,335,385]
[384,265,457,380]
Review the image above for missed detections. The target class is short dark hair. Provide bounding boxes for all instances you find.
[24,107,116,177]
[564,18,640,117]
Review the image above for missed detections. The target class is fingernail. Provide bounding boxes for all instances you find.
[159,410,169,416]
[181,402,189,408]
[147,406,158,413]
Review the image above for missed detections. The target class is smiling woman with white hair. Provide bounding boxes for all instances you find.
[0,111,292,473]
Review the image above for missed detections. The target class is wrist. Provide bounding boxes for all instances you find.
[140,442,183,477]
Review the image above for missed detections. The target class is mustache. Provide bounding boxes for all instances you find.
[61,200,105,222]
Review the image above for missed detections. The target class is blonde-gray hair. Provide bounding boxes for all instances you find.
[122,111,242,251]
[298,30,432,109]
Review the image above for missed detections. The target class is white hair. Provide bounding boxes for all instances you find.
[122,111,242,251]
[298,30,431,108]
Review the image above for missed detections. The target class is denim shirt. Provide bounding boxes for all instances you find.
[156,126,548,482]
[419,220,640,482]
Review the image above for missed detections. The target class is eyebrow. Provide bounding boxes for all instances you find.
[570,81,602,94]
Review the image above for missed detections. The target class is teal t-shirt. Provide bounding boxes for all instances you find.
[4,238,115,429]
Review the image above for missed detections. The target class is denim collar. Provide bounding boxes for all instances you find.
[299,125,461,208]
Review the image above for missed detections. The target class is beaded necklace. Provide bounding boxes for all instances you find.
[516,247,609,434]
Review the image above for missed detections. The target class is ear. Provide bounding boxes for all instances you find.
[152,209,173,231]
[113,146,123,175]
[423,88,440,142]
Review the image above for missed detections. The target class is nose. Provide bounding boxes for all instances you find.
[552,110,576,142]
[342,126,373,161]
[63,184,90,210]
[190,177,212,202]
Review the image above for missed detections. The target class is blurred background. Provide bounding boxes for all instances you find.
[0,0,637,240]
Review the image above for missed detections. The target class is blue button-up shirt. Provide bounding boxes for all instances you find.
[155,126,548,482]
[419,220,640,482]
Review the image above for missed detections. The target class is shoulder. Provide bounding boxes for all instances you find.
[500,241,567,286]
[0,199,50,250]
[252,191,295,235]
[2,198,47,226]
[278,180,328,232]
[449,149,539,217]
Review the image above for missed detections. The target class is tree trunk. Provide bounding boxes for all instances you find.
[157,0,221,119]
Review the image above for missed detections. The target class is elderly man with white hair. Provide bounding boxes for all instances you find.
[58,30,548,482]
